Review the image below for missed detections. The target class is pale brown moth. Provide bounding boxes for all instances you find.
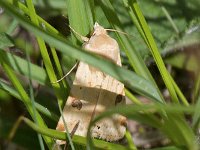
[56,22,126,143]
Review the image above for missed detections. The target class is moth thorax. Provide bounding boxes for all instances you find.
[85,34,119,62]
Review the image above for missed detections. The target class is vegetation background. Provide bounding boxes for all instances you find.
[0,0,200,149]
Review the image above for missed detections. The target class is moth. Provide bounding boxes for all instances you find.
[56,23,126,143]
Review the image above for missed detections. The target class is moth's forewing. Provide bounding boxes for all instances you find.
[56,23,126,142]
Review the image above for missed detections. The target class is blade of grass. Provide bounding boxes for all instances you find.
[192,94,200,130]
[122,0,147,46]
[6,19,18,34]
[25,42,45,149]
[125,130,137,150]
[160,6,179,35]
[0,33,14,49]
[0,49,161,144]
[93,1,166,132]
[125,88,141,105]
[0,50,49,85]
[7,115,24,141]
[170,75,189,106]
[0,4,169,145]
[193,73,200,103]
[162,114,197,150]
[25,0,74,149]
[192,74,200,132]
[49,46,69,102]
[66,0,94,44]
[126,0,181,104]
[25,0,67,107]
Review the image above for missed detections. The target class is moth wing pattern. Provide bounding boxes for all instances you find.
[56,23,126,142]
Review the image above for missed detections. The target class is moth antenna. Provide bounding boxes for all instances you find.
[105,29,131,36]
[69,25,89,42]
[51,62,78,84]
[105,28,146,47]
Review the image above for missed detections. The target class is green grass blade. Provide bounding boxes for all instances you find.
[0,50,49,85]
[25,43,45,149]
[125,130,137,150]
[161,6,179,34]
[25,0,67,107]
[170,76,189,106]
[122,0,146,46]
[192,95,200,130]
[66,0,94,44]
[50,47,68,90]
[193,73,200,102]
[0,32,14,49]
[125,88,141,105]
[162,114,197,150]
[6,19,18,34]
[127,0,180,104]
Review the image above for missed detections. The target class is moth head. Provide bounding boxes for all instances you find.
[93,22,107,35]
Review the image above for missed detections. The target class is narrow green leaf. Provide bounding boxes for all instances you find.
[127,0,181,104]
[192,96,200,130]
[162,114,197,150]
[125,130,137,150]
[0,50,49,85]
[67,0,94,44]
[6,19,18,34]
[25,0,67,108]
[0,32,14,48]
[25,34,45,150]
